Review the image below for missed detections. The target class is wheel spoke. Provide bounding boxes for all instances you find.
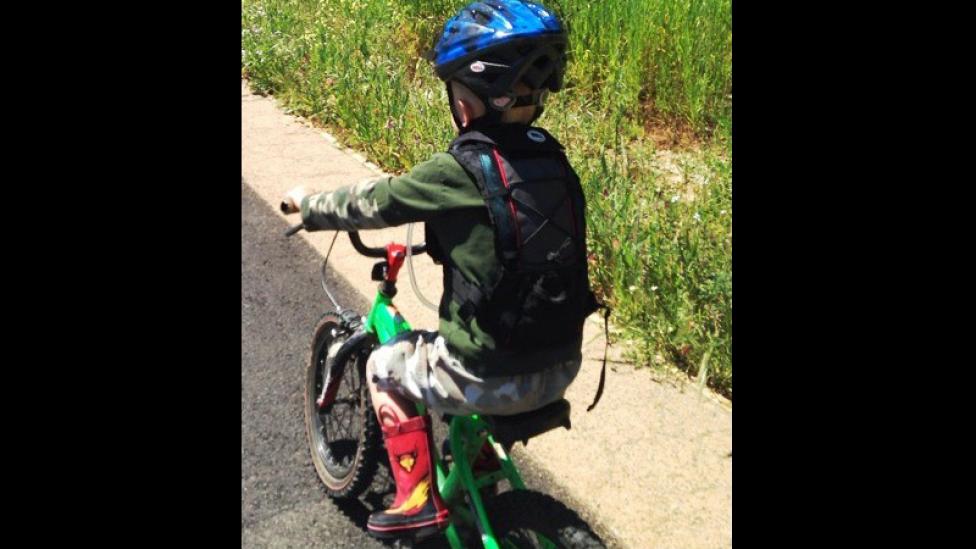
[323,413,336,442]
[341,360,355,394]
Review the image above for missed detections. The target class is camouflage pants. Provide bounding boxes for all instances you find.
[367,331,581,416]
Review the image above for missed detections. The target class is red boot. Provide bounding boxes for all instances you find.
[367,412,450,540]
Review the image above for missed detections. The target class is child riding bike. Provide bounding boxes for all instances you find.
[281,0,599,540]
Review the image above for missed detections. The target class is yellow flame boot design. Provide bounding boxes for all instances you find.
[367,414,450,539]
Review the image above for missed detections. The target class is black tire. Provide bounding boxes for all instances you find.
[484,490,606,549]
[304,313,382,499]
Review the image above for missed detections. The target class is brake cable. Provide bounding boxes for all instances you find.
[319,231,344,312]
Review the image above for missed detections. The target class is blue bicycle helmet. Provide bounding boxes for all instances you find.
[428,0,568,126]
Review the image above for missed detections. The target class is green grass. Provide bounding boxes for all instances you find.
[242,0,732,399]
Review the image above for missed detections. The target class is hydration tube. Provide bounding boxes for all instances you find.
[405,223,439,312]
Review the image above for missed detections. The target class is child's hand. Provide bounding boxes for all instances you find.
[280,186,315,214]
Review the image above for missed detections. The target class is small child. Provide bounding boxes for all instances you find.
[282,0,597,539]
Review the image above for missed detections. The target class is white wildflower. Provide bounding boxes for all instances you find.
[670,194,680,203]
[693,212,701,222]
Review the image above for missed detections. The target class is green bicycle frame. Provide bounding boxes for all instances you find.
[363,290,412,344]
[361,284,554,549]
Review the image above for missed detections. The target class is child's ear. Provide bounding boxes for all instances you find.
[458,98,471,128]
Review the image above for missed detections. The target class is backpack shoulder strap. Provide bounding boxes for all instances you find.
[448,136,520,269]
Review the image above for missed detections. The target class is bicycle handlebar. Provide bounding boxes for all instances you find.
[347,231,385,257]
[285,223,305,237]
[349,232,426,257]
[283,225,426,257]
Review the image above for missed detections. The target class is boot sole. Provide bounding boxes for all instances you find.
[367,515,450,541]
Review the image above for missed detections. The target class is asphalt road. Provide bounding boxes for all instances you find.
[242,178,390,548]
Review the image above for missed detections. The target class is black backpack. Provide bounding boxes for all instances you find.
[428,124,600,353]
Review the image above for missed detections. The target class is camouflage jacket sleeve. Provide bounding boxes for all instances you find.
[300,152,483,231]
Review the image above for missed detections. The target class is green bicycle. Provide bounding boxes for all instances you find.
[285,222,606,549]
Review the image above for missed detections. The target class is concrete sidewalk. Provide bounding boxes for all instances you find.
[242,80,731,549]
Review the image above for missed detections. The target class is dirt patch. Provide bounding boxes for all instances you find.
[641,103,705,151]
[645,116,702,150]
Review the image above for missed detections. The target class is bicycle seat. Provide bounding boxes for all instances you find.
[484,399,572,448]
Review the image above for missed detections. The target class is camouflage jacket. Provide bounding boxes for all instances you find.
[300,150,582,376]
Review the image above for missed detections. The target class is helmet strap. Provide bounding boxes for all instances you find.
[529,104,544,124]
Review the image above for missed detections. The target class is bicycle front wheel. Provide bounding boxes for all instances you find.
[303,313,381,499]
